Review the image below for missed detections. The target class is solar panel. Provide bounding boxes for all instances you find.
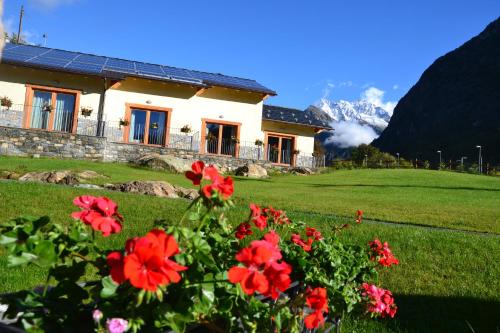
[29,56,71,67]
[43,49,79,61]
[1,42,276,95]
[135,62,164,76]
[65,61,103,74]
[2,52,33,62]
[76,54,107,65]
[105,58,135,70]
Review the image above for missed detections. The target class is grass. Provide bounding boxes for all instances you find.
[0,156,499,332]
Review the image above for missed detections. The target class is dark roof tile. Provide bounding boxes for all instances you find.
[262,105,332,129]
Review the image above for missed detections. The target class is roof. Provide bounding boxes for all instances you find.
[1,43,276,96]
[262,105,333,130]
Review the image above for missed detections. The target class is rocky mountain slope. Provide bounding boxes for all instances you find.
[372,18,500,165]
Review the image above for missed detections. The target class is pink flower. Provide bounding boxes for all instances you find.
[362,283,397,318]
[106,318,128,333]
[92,309,103,323]
[71,196,123,237]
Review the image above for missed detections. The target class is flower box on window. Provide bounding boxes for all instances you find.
[0,96,13,109]
[180,125,192,133]
[255,139,263,146]
[119,119,129,127]
[150,122,159,129]
[80,107,93,117]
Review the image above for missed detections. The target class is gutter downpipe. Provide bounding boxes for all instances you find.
[96,77,108,137]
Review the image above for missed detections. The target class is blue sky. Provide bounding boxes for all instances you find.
[3,0,499,110]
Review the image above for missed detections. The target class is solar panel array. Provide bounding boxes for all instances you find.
[263,105,332,129]
[2,43,276,95]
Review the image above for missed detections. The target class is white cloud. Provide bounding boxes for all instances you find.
[29,0,77,9]
[393,84,399,90]
[325,121,378,148]
[360,86,397,115]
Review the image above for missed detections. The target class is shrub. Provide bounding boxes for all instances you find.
[0,161,399,332]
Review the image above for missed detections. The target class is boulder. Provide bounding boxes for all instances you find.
[104,181,199,200]
[290,167,314,175]
[234,163,268,178]
[17,170,104,185]
[135,154,192,173]
[19,170,79,185]
[0,171,21,180]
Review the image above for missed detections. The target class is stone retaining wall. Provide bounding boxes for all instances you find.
[0,126,278,169]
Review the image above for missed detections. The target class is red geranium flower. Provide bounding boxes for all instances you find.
[72,196,123,237]
[304,287,328,329]
[249,203,268,230]
[185,161,205,185]
[201,166,234,200]
[306,227,323,241]
[291,234,314,252]
[369,239,399,267]
[107,251,126,284]
[228,232,291,299]
[119,229,187,291]
[235,222,253,240]
[356,210,364,223]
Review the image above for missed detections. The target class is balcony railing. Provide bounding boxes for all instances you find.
[0,104,324,168]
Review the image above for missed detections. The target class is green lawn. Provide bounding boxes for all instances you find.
[0,156,499,332]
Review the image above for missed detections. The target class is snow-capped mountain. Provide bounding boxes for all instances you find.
[314,98,392,133]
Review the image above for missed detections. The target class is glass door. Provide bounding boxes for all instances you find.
[128,108,168,145]
[266,134,295,165]
[30,91,52,130]
[29,89,76,133]
[204,121,238,157]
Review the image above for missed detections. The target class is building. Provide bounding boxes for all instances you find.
[0,42,332,167]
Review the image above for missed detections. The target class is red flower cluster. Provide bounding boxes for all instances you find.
[72,196,123,237]
[250,203,268,230]
[107,229,188,291]
[228,231,292,299]
[356,209,363,223]
[291,234,314,252]
[185,161,234,200]
[291,227,323,252]
[369,239,399,267]
[235,222,253,239]
[306,227,323,241]
[361,283,397,318]
[263,206,291,225]
[304,287,329,329]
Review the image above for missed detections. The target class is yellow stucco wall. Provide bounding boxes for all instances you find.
[0,64,102,122]
[261,120,316,155]
[104,78,264,144]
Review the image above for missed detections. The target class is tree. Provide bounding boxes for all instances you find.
[351,144,382,166]
[4,32,27,44]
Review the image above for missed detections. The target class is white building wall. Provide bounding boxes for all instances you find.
[103,79,264,144]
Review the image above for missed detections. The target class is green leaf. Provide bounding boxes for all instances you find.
[100,276,118,298]
[7,252,37,267]
[0,234,17,245]
[33,240,56,267]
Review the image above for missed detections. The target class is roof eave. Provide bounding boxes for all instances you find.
[263,118,333,130]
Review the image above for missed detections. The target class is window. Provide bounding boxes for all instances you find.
[123,104,171,146]
[265,133,295,165]
[24,85,80,133]
[201,119,241,157]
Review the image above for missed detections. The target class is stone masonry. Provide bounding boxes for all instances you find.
[0,126,278,169]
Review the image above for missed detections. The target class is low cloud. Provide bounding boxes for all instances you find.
[325,121,378,148]
[29,0,77,9]
[361,86,397,115]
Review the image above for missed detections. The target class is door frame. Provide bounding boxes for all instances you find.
[200,118,241,157]
[23,84,81,134]
[264,131,297,166]
[122,103,172,146]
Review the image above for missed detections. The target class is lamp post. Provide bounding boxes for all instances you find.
[437,150,442,170]
[476,145,482,174]
[396,153,400,167]
[460,156,467,171]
